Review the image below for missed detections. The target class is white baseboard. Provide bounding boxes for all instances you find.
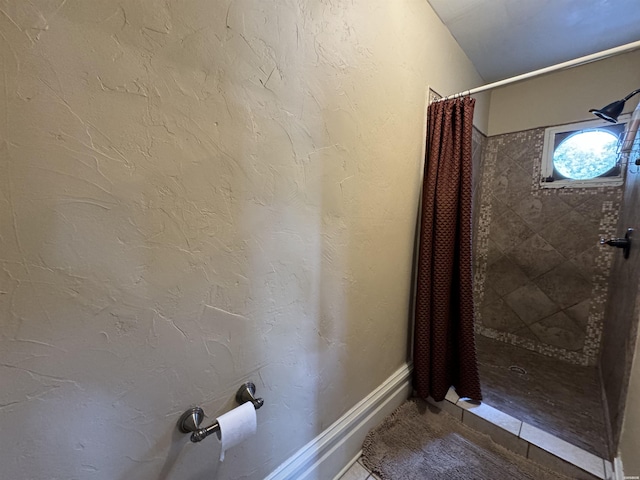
[264,363,413,480]
[332,450,363,480]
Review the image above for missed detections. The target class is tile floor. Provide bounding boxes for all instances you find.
[476,335,609,458]
[339,458,377,480]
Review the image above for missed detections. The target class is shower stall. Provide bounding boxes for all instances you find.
[466,69,640,462]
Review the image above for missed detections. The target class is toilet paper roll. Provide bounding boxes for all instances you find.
[216,402,257,461]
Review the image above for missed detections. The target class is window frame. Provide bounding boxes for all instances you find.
[540,114,629,189]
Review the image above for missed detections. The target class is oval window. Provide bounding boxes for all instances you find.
[553,130,619,180]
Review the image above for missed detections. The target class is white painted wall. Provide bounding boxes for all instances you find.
[487,49,640,136]
[0,1,486,479]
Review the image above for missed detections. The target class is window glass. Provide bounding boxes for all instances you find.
[553,130,619,179]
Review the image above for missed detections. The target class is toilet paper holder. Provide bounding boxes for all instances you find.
[178,382,264,443]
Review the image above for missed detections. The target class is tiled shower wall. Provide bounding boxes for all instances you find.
[473,128,623,366]
[600,154,640,450]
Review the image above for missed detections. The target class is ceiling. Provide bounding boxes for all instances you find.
[427,0,640,83]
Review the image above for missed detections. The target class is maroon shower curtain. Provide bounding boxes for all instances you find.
[413,96,482,402]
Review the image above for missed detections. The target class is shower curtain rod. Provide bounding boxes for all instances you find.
[437,39,640,100]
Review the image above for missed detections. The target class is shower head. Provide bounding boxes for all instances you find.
[590,88,640,123]
[590,100,626,123]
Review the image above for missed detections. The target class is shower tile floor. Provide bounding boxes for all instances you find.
[476,335,609,459]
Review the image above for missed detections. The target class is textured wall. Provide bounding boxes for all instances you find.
[0,1,486,479]
[474,128,622,365]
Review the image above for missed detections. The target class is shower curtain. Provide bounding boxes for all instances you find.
[413,96,482,402]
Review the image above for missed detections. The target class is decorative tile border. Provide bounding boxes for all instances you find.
[472,136,496,312]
